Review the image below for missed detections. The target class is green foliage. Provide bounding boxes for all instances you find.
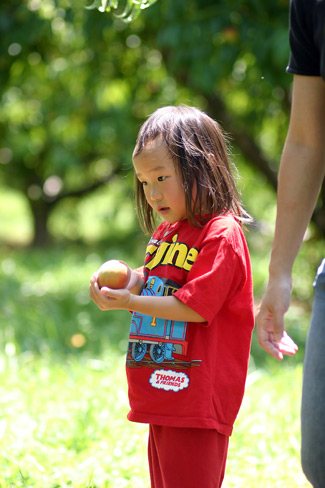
[144,0,291,124]
[1,0,194,245]
[2,0,313,249]
[0,3,318,484]
[85,0,158,22]
[0,0,169,244]
[0,2,137,184]
[0,0,321,350]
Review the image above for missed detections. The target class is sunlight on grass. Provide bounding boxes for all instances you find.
[0,352,149,488]
[0,188,33,246]
[0,217,315,488]
[0,352,311,488]
[224,365,311,488]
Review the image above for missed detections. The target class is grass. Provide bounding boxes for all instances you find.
[225,364,310,488]
[0,351,149,488]
[0,221,316,487]
[0,352,310,487]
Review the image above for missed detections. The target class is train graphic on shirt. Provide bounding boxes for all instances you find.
[128,276,189,364]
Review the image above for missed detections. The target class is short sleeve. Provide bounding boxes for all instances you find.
[174,234,245,324]
[287,0,321,76]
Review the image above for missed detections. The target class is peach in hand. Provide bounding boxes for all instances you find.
[97,259,131,289]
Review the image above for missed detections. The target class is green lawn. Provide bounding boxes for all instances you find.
[0,243,313,487]
[0,352,148,488]
[0,351,310,488]
[225,365,310,488]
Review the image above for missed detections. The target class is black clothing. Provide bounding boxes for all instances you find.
[287,0,325,80]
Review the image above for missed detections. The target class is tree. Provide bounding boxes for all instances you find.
[138,0,325,235]
[0,1,159,245]
[1,0,324,246]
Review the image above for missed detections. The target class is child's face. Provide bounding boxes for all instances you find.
[133,137,187,224]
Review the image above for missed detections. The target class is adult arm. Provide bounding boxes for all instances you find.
[256,75,325,360]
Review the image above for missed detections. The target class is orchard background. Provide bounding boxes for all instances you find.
[0,1,318,486]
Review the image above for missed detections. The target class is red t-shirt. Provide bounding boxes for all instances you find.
[126,215,254,436]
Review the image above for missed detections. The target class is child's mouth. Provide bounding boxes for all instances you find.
[157,206,169,215]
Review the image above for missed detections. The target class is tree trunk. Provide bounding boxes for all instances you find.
[29,199,54,247]
[27,173,117,247]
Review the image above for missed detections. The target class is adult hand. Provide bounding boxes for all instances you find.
[256,277,298,360]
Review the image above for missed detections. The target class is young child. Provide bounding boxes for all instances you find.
[90,105,254,488]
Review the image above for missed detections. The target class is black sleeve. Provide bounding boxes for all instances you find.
[286,0,321,76]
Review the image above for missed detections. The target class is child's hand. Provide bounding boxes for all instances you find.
[89,272,132,311]
[127,269,145,295]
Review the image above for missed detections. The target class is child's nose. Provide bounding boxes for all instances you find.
[150,186,162,201]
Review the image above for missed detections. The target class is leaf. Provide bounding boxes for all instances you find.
[138,0,158,9]
[85,0,158,20]
[98,0,110,12]
[113,0,134,18]
[85,0,119,11]
[85,0,104,10]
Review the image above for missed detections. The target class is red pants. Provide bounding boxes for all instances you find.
[148,424,229,488]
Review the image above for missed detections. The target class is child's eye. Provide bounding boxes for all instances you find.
[158,176,167,182]
[140,180,147,186]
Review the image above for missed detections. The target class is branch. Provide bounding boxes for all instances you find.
[206,93,278,190]
[44,172,117,204]
[207,94,325,236]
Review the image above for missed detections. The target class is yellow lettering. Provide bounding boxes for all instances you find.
[168,242,188,268]
[151,241,170,268]
[146,241,169,270]
[144,234,199,272]
[146,244,157,257]
[184,248,199,271]
[162,234,178,264]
